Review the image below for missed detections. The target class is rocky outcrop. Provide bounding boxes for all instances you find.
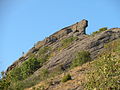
[38,28,120,72]
[6,19,120,75]
[6,19,88,73]
[43,19,88,44]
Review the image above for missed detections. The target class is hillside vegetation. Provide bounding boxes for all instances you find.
[85,39,120,89]
[1,32,120,90]
[26,38,120,90]
[0,20,120,90]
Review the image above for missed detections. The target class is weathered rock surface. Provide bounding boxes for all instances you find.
[6,19,88,73]
[6,19,120,75]
[40,28,120,71]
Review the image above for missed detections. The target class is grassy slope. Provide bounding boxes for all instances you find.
[26,39,120,90]
[1,30,120,90]
[0,36,79,90]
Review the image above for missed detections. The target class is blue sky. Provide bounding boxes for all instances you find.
[0,0,120,72]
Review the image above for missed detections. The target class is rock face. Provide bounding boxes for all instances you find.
[43,19,88,44]
[6,19,120,74]
[40,28,120,71]
[6,19,88,73]
[72,19,88,34]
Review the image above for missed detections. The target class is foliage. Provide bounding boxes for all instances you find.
[2,33,120,90]
[62,36,78,48]
[41,69,49,78]
[99,27,108,31]
[7,58,43,82]
[71,51,91,68]
[0,37,76,90]
[61,74,72,82]
[39,46,51,54]
[0,56,50,90]
[38,46,53,63]
[58,36,78,51]
[0,78,10,90]
[85,39,120,89]
[32,85,45,90]
[6,46,52,84]
[92,27,108,35]
[7,66,64,90]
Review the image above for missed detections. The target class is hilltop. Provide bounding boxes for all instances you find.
[0,19,120,90]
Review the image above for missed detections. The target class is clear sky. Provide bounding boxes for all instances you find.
[0,0,120,72]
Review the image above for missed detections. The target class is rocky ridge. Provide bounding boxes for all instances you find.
[6,19,120,75]
[6,19,88,73]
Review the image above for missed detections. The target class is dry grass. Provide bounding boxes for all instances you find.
[25,62,92,90]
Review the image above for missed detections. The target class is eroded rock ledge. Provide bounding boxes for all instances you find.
[6,19,88,73]
[6,19,120,74]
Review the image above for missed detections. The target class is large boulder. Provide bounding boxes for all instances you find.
[71,19,88,35]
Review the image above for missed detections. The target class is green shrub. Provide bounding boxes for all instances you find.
[21,58,42,78]
[61,74,72,82]
[41,69,49,78]
[39,46,51,55]
[37,85,45,90]
[71,51,91,68]
[10,66,65,90]
[0,78,10,90]
[7,57,48,83]
[92,27,108,35]
[38,46,52,60]
[62,36,78,48]
[32,86,45,90]
[85,39,120,89]
[99,27,107,31]
[62,36,78,44]
[57,36,78,51]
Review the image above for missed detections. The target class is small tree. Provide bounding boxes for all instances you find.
[71,51,91,68]
[99,27,107,31]
[61,74,72,82]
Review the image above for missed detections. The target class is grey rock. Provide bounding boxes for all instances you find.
[6,19,120,76]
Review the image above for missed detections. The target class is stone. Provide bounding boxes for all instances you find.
[71,19,88,35]
[6,19,120,75]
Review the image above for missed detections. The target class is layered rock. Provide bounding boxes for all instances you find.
[6,19,88,73]
[6,19,120,75]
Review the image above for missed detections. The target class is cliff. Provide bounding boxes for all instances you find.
[6,19,120,73]
[6,19,88,73]
[2,19,120,90]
